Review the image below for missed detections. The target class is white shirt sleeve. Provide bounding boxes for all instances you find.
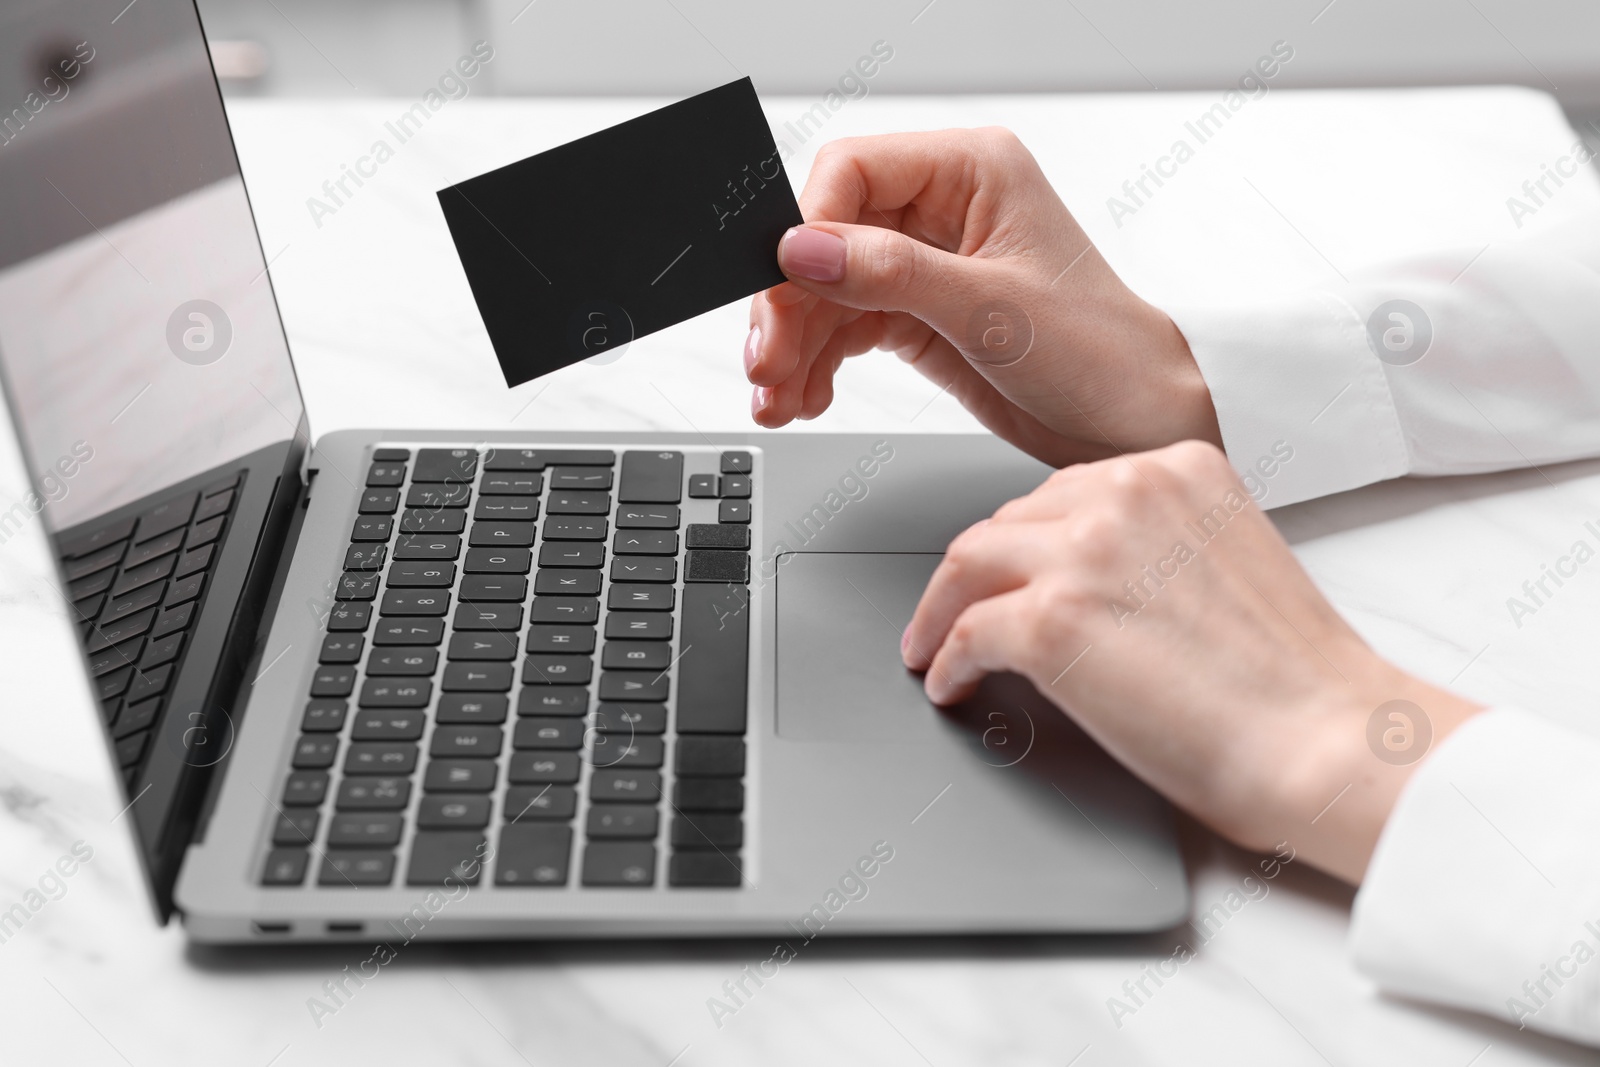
[1162,214,1600,509]
[1349,708,1600,1046]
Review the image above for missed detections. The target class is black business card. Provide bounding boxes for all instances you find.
[438,77,803,386]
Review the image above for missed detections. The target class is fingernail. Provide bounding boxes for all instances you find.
[779,226,846,283]
[743,325,762,377]
[900,630,911,654]
[752,385,770,418]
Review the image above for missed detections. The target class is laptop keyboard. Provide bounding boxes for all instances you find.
[57,473,243,788]
[262,446,752,891]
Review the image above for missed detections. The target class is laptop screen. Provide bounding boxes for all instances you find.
[0,0,304,535]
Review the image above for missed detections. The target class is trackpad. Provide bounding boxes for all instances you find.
[776,552,958,741]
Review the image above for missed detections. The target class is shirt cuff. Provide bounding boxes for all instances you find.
[1162,293,1410,509]
[1350,707,1600,1046]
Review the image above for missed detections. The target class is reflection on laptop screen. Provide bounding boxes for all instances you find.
[0,0,302,532]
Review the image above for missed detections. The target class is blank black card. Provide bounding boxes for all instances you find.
[438,77,803,386]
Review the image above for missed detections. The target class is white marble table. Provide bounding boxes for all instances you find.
[2,88,1598,1065]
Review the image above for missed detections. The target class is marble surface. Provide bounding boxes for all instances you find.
[2,87,1599,1065]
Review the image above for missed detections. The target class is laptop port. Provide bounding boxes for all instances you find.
[251,921,290,935]
[326,922,364,934]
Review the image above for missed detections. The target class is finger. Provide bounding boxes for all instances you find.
[753,302,860,426]
[794,314,886,421]
[920,588,1038,706]
[903,521,1050,671]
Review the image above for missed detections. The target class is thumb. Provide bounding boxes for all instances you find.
[778,223,1028,362]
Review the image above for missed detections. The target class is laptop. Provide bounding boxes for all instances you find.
[0,0,1186,941]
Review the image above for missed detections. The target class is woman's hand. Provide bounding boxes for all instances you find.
[745,128,1222,465]
[903,439,1483,883]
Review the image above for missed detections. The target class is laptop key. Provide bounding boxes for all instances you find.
[590,736,664,769]
[351,710,426,741]
[495,824,572,886]
[447,632,519,661]
[63,543,126,582]
[367,461,406,487]
[512,718,584,750]
[718,500,751,524]
[124,529,186,571]
[164,572,205,608]
[429,726,504,758]
[366,647,438,675]
[587,805,658,839]
[372,448,411,462]
[90,637,144,676]
[407,483,472,509]
[453,604,523,631]
[351,516,393,542]
[302,699,348,732]
[328,813,404,848]
[530,596,599,624]
[609,558,676,583]
[59,517,134,560]
[412,448,478,483]
[194,488,234,522]
[359,488,399,515]
[435,694,509,724]
[618,451,682,503]
[581,843,656,887]
[675,584,748,734]
[674,779,745,812]
[272,810,320,846]
[720,451,752,474]
[69,567,117,601]
[96,666,132,702]
[469,521,535,548]
[547,490,611,515]
[686,550,750,584]
[613,530,678,555]
[593,703,667,735]
[524,625,596,654]
[675,737,746,777]
[336,572,379,601]
[503,786,577,821]
[597,672,669,702]
[399,508,465,535]
[358,678,431,707]
[310,665,356,697]
[534,569,601,596]
[150,603,194,640]
[616,505,679,529]
[344,743,418,775]
[292,736,340,769]
[604,612,672,640]
[139,632,184,670]
[173,544,214,580]
[463,547,532,574]
[417,795,491,830]
[110,554,177,597]
[320,634,365,664]
[337,776,412,810]
[480,473,542,496]
[425,759,498,793]
[111,697,162,740]
[601,641,672,670]
[124,665,172,705]
[372,618,443,645]
[393,535,460,560]
[442,663,514,692]
[688,474,718,498]
[671,813,743,849]
[459,574,527,601]
[720,475,751,499]
[345,547,385,572]
[134,492,197,543]
[114,732,149,768]
[669,851,742,888]
[523,654,593,686]
[538,542,604,568]
[283,771,329,806]
[474,496,539,521]
[607,583,674,611]
[262,848,309,886]
[187,515,225,548]
[407,832,485,886]
[387,561,455,587]
[549,467,613,490]
[517,686,589,717]
[85,608,157,653]
[380,589,451,616]
[327,602,373,632]
[319,851,396,887]
[589,770,662,803]
[685,523,750,550]
[541,516,608,541]
[508,752,580,784]
[487,448,615,470]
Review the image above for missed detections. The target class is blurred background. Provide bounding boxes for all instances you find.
[180,0,1600,130]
